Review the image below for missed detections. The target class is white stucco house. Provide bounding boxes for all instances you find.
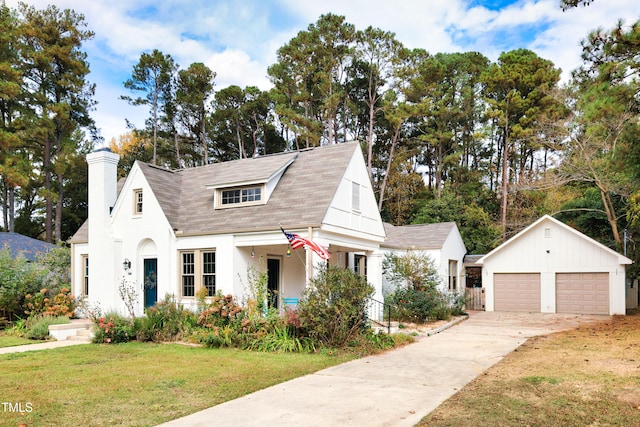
[70,142,396,316]
[477,215,632,315]
[380,222,467,297]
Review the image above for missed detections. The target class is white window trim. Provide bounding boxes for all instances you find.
[81,255,89,297]
[179,249,217,298]
[352,181,361,212]
[214,184,265,209]
[133,189,143,215]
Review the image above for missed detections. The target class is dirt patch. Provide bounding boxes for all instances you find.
[397,315,467,336]
[420,310,640,427]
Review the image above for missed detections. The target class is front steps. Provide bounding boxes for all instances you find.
[48,319,93,342]
[370,320,400,334]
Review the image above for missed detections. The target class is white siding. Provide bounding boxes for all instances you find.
[481,216,629,315]
[323,145,385,242]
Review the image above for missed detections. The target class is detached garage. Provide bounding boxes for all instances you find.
[477,215,632,315]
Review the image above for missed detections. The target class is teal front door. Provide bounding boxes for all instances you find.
[144,258,158,308]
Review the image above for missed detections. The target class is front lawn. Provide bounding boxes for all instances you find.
[0,334,41,348]
[420,310,640,426]
[0,342,354,426]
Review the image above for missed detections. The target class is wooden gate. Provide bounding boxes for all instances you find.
[465,287,485,311]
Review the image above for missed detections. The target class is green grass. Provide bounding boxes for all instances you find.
[420,311,640,427]
[0,334,42,348]
[0,342,355,426]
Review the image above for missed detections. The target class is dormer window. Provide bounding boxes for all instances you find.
[134,189,143,214]
[217,185,264,208]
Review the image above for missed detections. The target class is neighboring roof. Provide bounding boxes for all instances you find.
[463,254,484,265]
[0,232,55,261]
[70,220,88,244]
[477,215,632,265]
[84,142,356,237]
[382,222,457,250]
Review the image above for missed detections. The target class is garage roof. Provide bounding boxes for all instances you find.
[476,215,632,265]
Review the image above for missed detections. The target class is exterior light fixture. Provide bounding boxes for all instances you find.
[251,247,255,258]
[123,258,131,271]
[286,248,291,258]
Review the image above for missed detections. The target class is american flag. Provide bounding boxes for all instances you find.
[280,227,330,260]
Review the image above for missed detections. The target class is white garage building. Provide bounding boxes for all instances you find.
[477,215,632,315]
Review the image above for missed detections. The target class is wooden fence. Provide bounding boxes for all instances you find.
[465,287,485,311]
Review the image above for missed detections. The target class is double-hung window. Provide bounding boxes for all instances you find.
[134,189,143,215]
[81,255,89,296]
[180,250,216,297]
[448,260,458,291]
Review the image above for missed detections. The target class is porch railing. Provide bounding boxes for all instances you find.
[366,297,392,334]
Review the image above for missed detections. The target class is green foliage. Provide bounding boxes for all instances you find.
[387,287,444,322]
[412,189,501,253]
[4,318,27,336]
[383,250,464,322]
[121,49,177,166]
[136,294,195,342]
[382,251,440,292]
[298,266,374,347]
[191,325,238,348]
[0,248,45,321]
[36,245,71,288]
[243,265,269,317]
[92,312,134,344]
[24,314,70,340]
[248,324,315,353]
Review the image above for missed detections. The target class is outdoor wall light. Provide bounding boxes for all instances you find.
[123,258,131,271]
[251,247,255,258]
[286,248,291,257]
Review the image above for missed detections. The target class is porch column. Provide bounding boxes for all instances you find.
[367,251,383,301]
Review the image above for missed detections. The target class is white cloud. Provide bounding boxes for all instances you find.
[5,0,639,141]
[205,49,271,90]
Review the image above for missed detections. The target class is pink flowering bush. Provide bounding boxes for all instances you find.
[93,313,133,344]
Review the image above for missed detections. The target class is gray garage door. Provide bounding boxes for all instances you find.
[494,273,541,312]
[556,273,609,315]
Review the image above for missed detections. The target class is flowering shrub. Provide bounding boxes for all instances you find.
[93,313,133,344]
[197,293,245,329]
[23,287,76,318]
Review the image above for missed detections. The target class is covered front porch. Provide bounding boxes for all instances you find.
[234,230,383,310]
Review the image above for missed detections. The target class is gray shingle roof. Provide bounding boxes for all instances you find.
[382,222,457,250]
[0,232,55,261]
[72,142,361,241]
[172,143,357,234]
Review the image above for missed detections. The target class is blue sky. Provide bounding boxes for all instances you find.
[6,0,639,143]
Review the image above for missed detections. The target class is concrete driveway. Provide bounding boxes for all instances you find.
[157,311,607,427]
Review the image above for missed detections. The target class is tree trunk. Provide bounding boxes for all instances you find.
[378,125,401,211]
[2,178,7,232]
[201,100,208,165]
[44,137,53,243]
[55,172,63,243]
[500,117,510,242]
